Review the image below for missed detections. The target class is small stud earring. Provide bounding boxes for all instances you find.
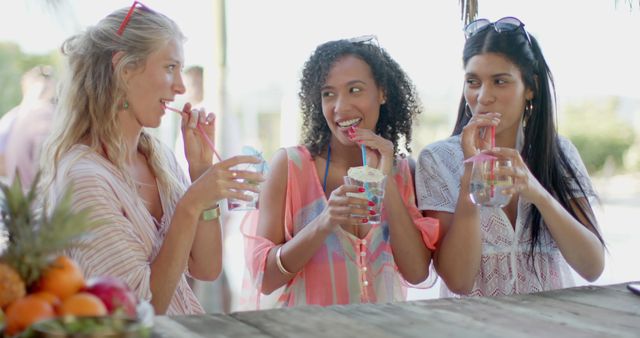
[123,101,129,109]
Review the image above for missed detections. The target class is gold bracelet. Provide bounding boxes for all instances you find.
[201,204,221,221]
[275,245,294,276]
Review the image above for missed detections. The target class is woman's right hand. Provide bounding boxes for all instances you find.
[460,112,501,159]
[317,184,373,233]
[181,155,265,215]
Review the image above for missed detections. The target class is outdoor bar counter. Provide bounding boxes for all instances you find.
[152,282,640,337]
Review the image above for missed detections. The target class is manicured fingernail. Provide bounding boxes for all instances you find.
[368,201,375,206]
[361,218,369,223]
[358,187,366,192]
[369,210,376,215]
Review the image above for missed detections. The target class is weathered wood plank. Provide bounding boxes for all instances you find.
[537,284,640,315]
[474,292,640,337]
[329,300,518,337]
[152,316,207,338]
[152,283,640,337]
[232,305,390,338]
[402,296,602,338]
[151,314,271,338]
[604,281,640,294]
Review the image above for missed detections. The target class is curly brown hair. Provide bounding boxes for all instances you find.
[299,38,422,158]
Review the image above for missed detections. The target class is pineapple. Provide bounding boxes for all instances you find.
[0,172,94,304]
[0,263,24,308]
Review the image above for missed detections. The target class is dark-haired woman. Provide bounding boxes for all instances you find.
[415,17,605,297]
[243,37,439,307]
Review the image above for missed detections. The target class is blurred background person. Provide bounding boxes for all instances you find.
[4,64,57,188]
[0,107,19,182]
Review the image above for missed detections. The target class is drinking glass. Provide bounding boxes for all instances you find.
[227,146,267,211]
[469,159,513,208]
[343,166,386,224]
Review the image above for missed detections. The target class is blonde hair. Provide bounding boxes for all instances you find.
[41,6,185,194]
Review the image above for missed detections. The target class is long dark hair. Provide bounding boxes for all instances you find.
[299,38,421,158]
[452,26,605,263]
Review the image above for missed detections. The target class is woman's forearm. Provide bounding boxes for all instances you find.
[385,179,431,284]
[434,165,482,294]
[149,201,199,314]
[260,218,332,294]
[534,193,604,281]
[188,216,222,281]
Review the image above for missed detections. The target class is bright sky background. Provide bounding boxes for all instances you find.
[3,0,639,160]
[3,1,639,170]
[3,0,640,102]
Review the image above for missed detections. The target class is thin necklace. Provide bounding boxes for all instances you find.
[323,144,331,193]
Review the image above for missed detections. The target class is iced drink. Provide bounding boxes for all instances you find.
[227,161,263,211]
[227,146,267,211]
[344,166,386,224]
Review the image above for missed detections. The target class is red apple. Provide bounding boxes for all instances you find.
[83,276,138,318]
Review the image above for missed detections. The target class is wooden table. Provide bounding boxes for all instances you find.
[152,282,640,337]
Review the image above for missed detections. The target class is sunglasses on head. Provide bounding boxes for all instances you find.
[117,1,154,36]
[463,16,532,46]
[346,34,380,49]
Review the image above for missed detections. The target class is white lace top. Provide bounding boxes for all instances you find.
[415,135,596,297]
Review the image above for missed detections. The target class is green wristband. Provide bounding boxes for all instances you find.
[202,204,221,221]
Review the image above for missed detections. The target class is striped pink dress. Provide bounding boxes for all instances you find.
[48,144,204,315]
[243,146,438,308]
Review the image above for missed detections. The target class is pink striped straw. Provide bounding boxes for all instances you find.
[165,105,222,162]
[490,125,496,197]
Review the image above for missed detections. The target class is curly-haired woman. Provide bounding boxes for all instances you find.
[243,36,439,307]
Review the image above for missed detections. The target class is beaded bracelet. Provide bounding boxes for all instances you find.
[276,245,294,276]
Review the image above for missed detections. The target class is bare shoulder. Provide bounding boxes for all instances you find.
[256,148,290,240]
[267,148,289,182]
[261,147,290,201]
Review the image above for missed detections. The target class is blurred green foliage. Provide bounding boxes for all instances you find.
[560,97,636,174]
[409,104,453,157]
[0,42,61,116]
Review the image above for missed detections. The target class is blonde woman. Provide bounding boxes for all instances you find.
[41,2,262,315]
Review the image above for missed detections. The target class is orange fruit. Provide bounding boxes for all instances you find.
[38,255,85,300]
[5,295,55,336]
[31,291,62,309]
[58,292,108,317]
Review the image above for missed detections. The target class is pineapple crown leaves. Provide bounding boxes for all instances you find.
[1,171,98,287]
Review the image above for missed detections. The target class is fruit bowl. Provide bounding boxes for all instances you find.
[31,316,144,338]
[28,301,153,338]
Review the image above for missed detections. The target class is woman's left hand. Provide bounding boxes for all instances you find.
[349,127,394,175]
[484,147,546,203]
[180,102,216,181]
